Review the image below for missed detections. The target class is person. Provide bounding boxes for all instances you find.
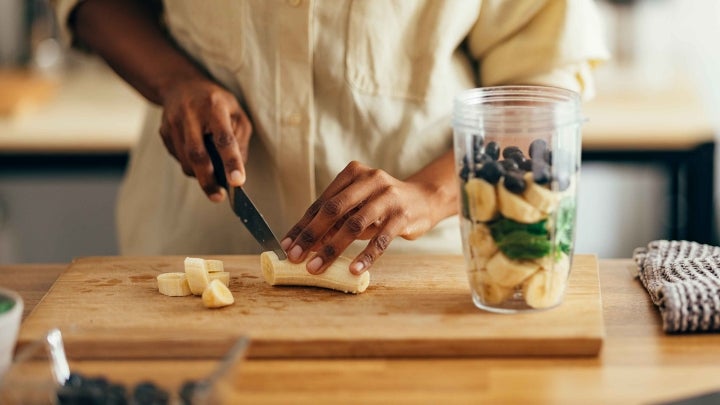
[53,0,607,275]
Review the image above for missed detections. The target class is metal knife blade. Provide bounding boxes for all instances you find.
[203,136,287,259]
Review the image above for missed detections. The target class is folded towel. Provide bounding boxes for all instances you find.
[633,240,720,333]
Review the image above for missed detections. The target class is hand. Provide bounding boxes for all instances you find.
[280,161,447,275]
[158,78,252,201]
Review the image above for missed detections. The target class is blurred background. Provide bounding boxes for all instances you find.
[0,0,718,263]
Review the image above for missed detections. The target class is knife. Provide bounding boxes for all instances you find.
[203,136,287,260]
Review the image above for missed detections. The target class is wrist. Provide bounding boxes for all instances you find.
[154,69,209,105]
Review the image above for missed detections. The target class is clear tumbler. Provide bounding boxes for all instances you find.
[452,86,583,313]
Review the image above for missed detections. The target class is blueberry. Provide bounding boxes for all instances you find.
[499,159,518,172]
[472,134,484,154]
[544,149,552,165]
[529,139,547,159]
[65,373,85,388]
[473,152,493,166]
[502,146,523,159]
[518,159,533,171]
[532,160,551,185]
[485,141,500,160]
[179,381,200,405]
[459,165,470,182]
[504,171,527,194]
[475,161,504,184]
[506,151,525,165]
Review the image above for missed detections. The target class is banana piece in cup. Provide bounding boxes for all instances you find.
[465,178,497,221]
[523,254,571,309]
[485,251,540,288]
[497,182,545,223]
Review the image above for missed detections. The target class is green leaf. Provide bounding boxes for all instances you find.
[488,217,548,241]
[555,197,576,255]
[0,296,14,313]
[495,230,552,260]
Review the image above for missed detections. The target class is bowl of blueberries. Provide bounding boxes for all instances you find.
[0,329,249,405]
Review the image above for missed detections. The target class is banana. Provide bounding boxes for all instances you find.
[470,269,513,305]
[468,223,497,271]
[156,272,192,297]
[184,257,210,295]
[497,182,545,223]
[523,253,571,309]
[522,173,559,214]
[206,259,224,273]
[202,279,235,308]
[208,271,230,287]
[260,251,370,294]
[464,178,497,221]
[485,251,540,288]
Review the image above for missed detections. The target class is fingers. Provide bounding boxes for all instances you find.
[208,105,248,187]
[285,170,379,264]
[182,117,224,201]
[280,161,367,253]
[306,191,405,275]
[157,82,252,201]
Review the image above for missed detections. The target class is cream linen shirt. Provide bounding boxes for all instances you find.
[55,0,608,256]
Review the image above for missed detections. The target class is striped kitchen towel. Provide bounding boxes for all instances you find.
[633,240,720,333]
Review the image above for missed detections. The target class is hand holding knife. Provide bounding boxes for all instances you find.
[203,136,288,260]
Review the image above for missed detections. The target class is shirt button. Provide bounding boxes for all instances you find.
[287,0,301,6]
[286,112,302,126]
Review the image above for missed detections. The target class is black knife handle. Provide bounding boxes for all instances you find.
[203,135,229,190]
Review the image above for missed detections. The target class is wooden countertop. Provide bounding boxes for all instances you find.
[2,259,720,404]
[0,65,144,154]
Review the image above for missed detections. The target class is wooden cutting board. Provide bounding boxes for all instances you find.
[19,254,604,359]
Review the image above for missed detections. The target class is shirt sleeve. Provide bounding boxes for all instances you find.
[50,0,85,47]
[467,0,609,100]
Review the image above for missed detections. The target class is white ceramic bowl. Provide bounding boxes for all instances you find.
[0,287,23,378]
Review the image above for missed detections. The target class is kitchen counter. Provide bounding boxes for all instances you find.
[3,259,720,404]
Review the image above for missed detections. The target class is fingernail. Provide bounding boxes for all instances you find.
[230,170,244,185]
[280,238,292,250]
[209,193,224,203]
[307,256,323,274]
[351,261,365,274]
[288,245,303,261]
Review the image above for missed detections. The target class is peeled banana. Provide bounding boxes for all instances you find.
[465,178,497,221]
[523,254,571,309]
[471,269,513,305]
[497,182,545,223]
[260,251,370,294]
[468,223,497,271]
[156,272,192,297]
[485,251,540,288]
[206,259,224,273]
[208,271,230,287]
[184,257,211,295]
[522,173,559,214]
[202,279,235,308]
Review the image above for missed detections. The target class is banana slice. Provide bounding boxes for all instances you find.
[206,259,224,273]
[522,173,559,214]
[497,182,545,223]
[468,223,497,271]
[523,254,571,309]
[261,251,370,294]
[485,251,540,288]
[184,257,210,295]
[208,271,230,287]
[465,178,497,221]
[157,272,192,297]
[470,269,513,305]
[202,279,235,308]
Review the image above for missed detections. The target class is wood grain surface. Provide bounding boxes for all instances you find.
[18,255,604,359]
[4,260,720,403]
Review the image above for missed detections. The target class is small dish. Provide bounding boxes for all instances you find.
[0,328,249,404]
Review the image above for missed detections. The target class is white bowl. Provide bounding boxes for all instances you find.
[0,287,23,378]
